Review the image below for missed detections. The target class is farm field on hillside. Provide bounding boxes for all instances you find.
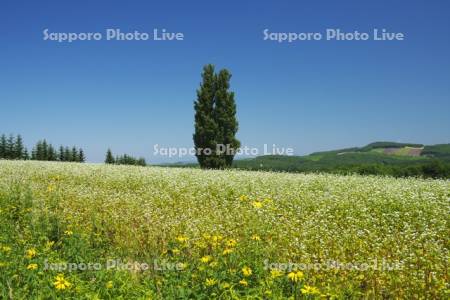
[0,161,449,299]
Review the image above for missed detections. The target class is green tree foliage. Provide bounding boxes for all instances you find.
[193,64,219,168]
[0,134,6,158]
[14,135,25,159]
[71,146,78,162]
[193,64,240,169]
[30,140,85,162]
[59,146,65,161]
[215,69,240,167]
[115,154,146,166]
[78,149,85,163]
[41,140,48,161]
[105,149,145,166]
[48,144,57,161]
[234,155,450,179]
[6,134,15,159]
[22,148,29,160]
[64,147,71,162]
[0,134,29,160]
[105,149,115,164]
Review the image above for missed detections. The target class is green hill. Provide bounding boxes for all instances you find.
[232,142,450,178]
[159,142,450,178]
[422,144,450,159]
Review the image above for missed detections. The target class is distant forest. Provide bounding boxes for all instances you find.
[166,142,450,179]
[104,148,146,166]
[0,134,84,162]
[2,133,449,178]
[0,133,147,167]
[232,142,450,179]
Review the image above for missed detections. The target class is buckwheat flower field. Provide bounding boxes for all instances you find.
[0,160,448,299]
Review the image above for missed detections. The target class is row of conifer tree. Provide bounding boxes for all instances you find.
[0,134,149,166]
[0,134,28,160]
[0,134,85,162]
[104,149,146,166]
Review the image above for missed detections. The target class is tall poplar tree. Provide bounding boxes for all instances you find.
[193,64,220,168]
[193,64,240,169]
[214,69,240,167]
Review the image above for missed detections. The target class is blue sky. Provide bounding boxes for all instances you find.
[1,0,449,163]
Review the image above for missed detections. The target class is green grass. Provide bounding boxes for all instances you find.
[0,160,449,298]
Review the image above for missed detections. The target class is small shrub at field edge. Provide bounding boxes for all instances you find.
[0,160,449,298]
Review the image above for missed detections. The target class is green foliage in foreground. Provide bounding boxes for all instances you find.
[0,161,449,299]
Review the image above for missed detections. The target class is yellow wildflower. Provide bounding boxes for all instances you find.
[178,262,187,270]
[47,184,55,192]
[205,278,217,286]
[239,195,248,201]
[200,255,212,263]
[171,248,180,255]
[242,266,252,277]
[53,274,71,290]
[45,241,55,249]
[223,248,234,255]
[226,239,237,247]
[27,263,38,270]
[106,281,113,289]
[301,285,320,295]
[252,201,263,208]
[209,261,219,268]
[195,241,207,249]
[221,282,231,289]
[239,279,248,286]
[2,246,11,252]
[26,248,37,259]
[270,269,283,278]
[212,235,223,242]
[64,230,73,236]
[264,197,273,203]
[251,234,261,241]
[176,235,188,243]
[287,271,304,283]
